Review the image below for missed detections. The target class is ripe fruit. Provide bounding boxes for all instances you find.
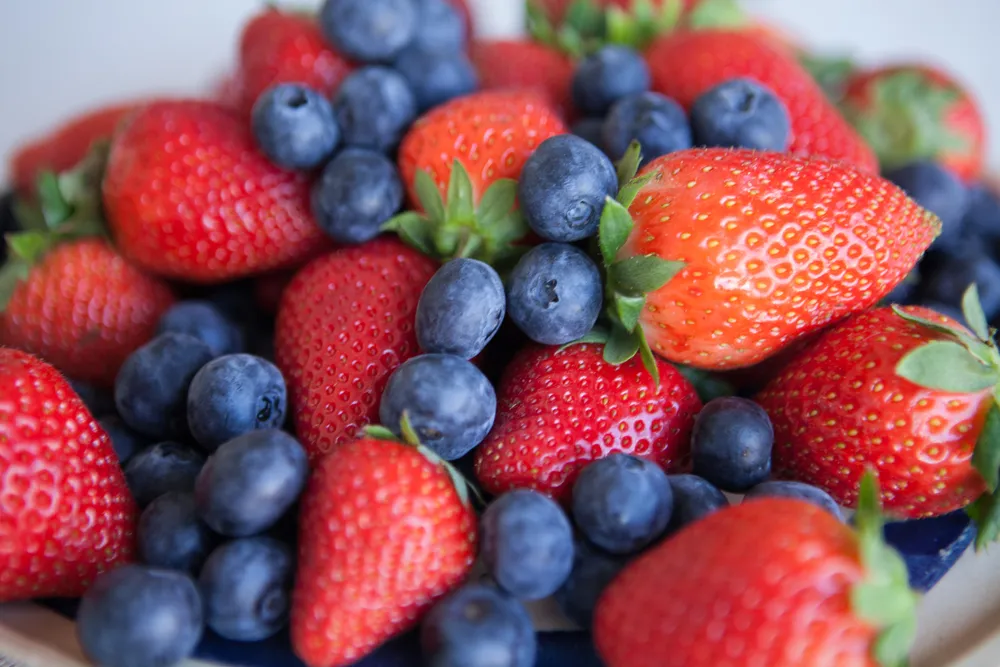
[312,148,405,245]
[415,258,506,359]
[470,41,574,116]
[744,480,843,519]
[690,396,773,492]
[666,474,728,531]
[689,78,791,151]
[157,300,243,357]
[332,67,418,153]
[393,45,479,112]
[885,160,970,249]
[251,83,340,170]
[0,348,137,602]
[319,0,418,63]
[602,92,691,163]
[571,45,651,117]
[124,442,206,508]
[290,436,477,667]
[136,492,217,575]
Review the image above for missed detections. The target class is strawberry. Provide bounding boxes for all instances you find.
[102,100,329,283]
[473,342,701,502]
[291,431,477,667]
[757,289,1000,527]
[645,30,878,172]
[274,238,437,462]
[470,40,575,116]
[594,474,918,667]
[0,348,138,602]
[841,64,985,182]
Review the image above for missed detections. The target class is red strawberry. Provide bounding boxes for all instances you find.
[0,349,138,602]
[274,238,437,462]
[595,475,917,667]
[291,435,477,667]
[474,342,701,502]
[470,40,574,116]
[102,100,329,283]
[237,8,354,114]
[841,64,985,182]
[645,30,878,172]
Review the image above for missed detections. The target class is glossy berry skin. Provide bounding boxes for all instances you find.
[416,258,505,359]
[0,239,175,388]
[291,437,477,667]
[251,83,340,170]
[756,306,990,518]
[137,492,217,574]
[124,442,206,508]
[518,134,618,242]
[744,481,842,520]
[333,67,418,153]
[421,584,536,667]
[691,397,773,492]
[199,537,294,641]
[156,300,243,358]
[319,0,418,63]
[0,349,137,602]
[194,429,308,537]
[885,161,970,250]
[187,354,287,452]
[690,78,791,151]
[665,474,729,532]
[412,0,468,54]
[646,30,878,172]
[481,490,574,600]
[475,343,702,502]
[506,243,603,346]
[470,40,574,115]
[104,101,327,283]
[884,510,975,592]
[572,46,651,117]
[961,183,1000,241]
[603,92,692,164]
[275,239,437,461]
[554,538,628,629]
[99,414,149,464]
[311,148,404,244]
[622,149,940,370]
[76,565,204,667]
[920,247,1000,321]
[572,454,673,555]
[394,47,479,113]
[595,500,880,667]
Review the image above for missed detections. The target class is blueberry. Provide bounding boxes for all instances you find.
[553,538,628,629]
[571,118,606,151]
[411,0,467,53]
[187,354,287,452]
[311,148,404,244]
[421,584,536,667]
[666,474,729,531]
[506,243,603,346]
[481,490,574,600]
[251,83,340,170]
[571,454,672,555]
[962,183,1000,242]
[690,78,791,151]
[920,246,1000,320]
[319,0,418,63]
[885,161,970,250]
[883,270,920,305]
[883,510,976,592]
[99,415,149,464]
[518,135,618,243]
[691,397,773,493]
[137,492,218,574]
[125,442,206,508]
[572,45,651,117]
[199,537,294,641]
[68,378,116,417]
[195,429,309,537]
[743,480,842,520]
[379,353,496,460]
[393,46,478,112]
[603,92,692,163]
[416,259,505,358]
[333,66,418,153]
[76,565,203,667]
[157,301,243,358]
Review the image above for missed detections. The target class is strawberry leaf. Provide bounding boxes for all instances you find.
[399,410,422,447]
[891,305,993,365]
[616,141,643,187]
[683,0,747,30]
[386,211,436,257]
[598,198,633,265]
[560,327,611,351]
[613,293,646,332]
[972,402,1000,492]
[36,171,72,229]
[962,283,991,341]
[604,326,640,365]
[616,172,654,209]
[895,340,999,393]
[364,425,399,441]
[0,257,30,311]
[610,255,686,296]
[477,179,518,230]
[7,231,52,264]
[415,169,446,223]
[677,365,737,403]
[446,160,476,224]
[637,332,660,386]
[967,491,1000,550]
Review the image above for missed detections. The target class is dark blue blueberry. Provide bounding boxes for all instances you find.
[602,92,692,163]
[883,270,920,305]
[319,0,418,63]
[333,66,418,153]
[571,118,606,151]
[76,565,203,667]
[194,429,309,537]
[124,442,206,508]
[98,415,149,464]
[571,454,673,555]
[506,243,603,346]
[553,538,627,629]
[251,83,340,170]
[743,480,842,520]
[920,245,1000,320]
[411,0,468,53]
[115,333,214,439]
[393,46,478,112]
[690,78,791,151]
[962,183,1000,242]
[918,300,966,325]
[883,510,976,592]
[157,301,243,358]
[379,353,496,460]
[666,474,729,532]
[187,354,287,452]
[68,378,116,417]
[416,258,505,358]
[481,489,574,600]
[311,148,404,244]
[518,135,618,243]
[885,161,970,250]
[691,397,773,493]
[199,537,294,641]
[572,45,650,117]
[421,584,536,667]
[137,491,218,574]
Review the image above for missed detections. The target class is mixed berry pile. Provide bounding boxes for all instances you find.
[1,1,997,666]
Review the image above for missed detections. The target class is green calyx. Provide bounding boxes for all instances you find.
[798,52,857,104]
[383,161,526,267]
[851,471,920,667]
